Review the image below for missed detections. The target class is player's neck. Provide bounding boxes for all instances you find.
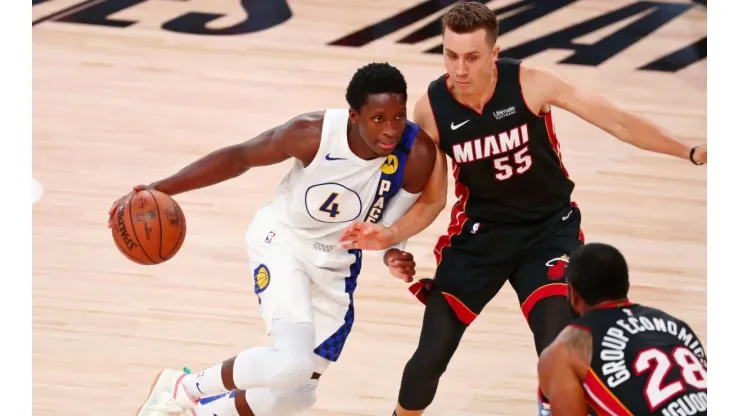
[453,67,497,113]
[590,298,632,311]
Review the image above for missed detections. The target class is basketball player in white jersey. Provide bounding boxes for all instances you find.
[106,62,437,416]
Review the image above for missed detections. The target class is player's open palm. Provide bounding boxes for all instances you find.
[385,249,416,283]
[339,222,394,250]
[106,184,153,229]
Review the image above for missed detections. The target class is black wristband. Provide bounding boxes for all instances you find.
[689,146,704,165]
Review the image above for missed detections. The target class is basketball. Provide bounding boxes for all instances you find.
[111,190,187,265]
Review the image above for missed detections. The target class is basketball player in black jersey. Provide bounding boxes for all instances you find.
[339,2,707,415]
[538,242,707,415]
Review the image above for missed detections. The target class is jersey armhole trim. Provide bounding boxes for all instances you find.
[518,64,548,119]
[303,109,332,173]
[424,91,443,144]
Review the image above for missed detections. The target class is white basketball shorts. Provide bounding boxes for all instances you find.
[244,206,361,362]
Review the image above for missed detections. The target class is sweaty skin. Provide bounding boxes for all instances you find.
[537,324,592,416]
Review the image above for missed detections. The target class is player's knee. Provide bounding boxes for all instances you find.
[406,341,456,380]
[269,353,315,388]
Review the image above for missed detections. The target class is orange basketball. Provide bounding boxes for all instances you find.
[111,190,186,265]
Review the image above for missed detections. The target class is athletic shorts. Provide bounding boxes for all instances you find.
[409,203,584,325]
[245,205,360,362]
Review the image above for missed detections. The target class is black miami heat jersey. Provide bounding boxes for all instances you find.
[573,302,707,416]
[428,57,574,225]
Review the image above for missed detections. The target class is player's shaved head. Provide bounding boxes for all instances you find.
[565,242,630,306]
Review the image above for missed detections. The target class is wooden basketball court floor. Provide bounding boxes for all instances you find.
[32,0,706,414]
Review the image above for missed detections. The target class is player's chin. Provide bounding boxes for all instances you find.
[375,141,398,155]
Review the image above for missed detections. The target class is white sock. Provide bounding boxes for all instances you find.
[182,363,227,400]
[194,391,239,416]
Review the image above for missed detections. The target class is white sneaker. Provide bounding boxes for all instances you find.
[136,368,198,416]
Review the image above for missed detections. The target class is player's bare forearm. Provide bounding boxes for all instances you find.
[387,191,445,243]
[152,112,322,196]
[525,65,697,163]
[151,143,255,195]
[564,88,691,160]
[610,109,693,159]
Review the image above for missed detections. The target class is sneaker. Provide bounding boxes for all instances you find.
[136,368,198,415]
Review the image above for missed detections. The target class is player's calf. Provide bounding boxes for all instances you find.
[527,296,573,415]
[395,291,468,414]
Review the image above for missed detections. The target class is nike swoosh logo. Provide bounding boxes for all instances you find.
[562,210,573,221]
[325,153,346,161]
[196,382,204,394]
[450,120,470,130]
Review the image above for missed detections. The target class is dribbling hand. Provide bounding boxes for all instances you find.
[339,222,395,250]
[692,143,707,165]
[106,184,154,229]
[384,248,416,283]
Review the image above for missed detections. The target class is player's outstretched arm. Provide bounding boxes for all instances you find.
[386,95,448,243]
[521,65,706,165]
[133,112,323,196]
[107,112,323,224]
[339,94,448,250]
[537,325,591,416]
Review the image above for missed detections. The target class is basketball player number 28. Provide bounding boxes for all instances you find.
[634,346,707,410]
[493,147,532,181]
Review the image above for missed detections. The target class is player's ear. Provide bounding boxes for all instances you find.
[348,108,359,124]
[491,45,500,62]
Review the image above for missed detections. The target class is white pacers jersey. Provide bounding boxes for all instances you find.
[244,109,418,362]
[251,108,418,269]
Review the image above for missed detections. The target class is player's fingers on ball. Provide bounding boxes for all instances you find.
[108,199,120,215]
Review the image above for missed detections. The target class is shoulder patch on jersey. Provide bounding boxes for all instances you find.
[382,154,399,174]
[253,264,271,294]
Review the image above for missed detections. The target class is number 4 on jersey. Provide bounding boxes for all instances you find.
[634,346,707,411]
[319,192,341,218]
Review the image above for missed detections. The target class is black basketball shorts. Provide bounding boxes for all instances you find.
[409,203,584,325]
